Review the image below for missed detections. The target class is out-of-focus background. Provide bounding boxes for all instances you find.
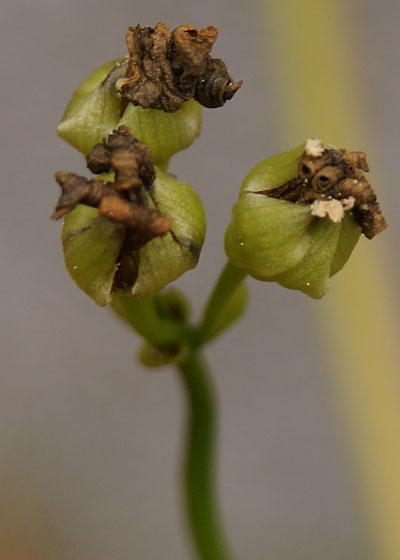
[1,0,399,558]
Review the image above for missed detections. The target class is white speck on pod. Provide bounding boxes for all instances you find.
[311,199,344,223]
[305,138,324,157]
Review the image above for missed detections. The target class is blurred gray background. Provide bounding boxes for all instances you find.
[1,0,399,558]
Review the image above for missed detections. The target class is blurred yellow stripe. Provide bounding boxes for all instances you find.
[260,1,400,558]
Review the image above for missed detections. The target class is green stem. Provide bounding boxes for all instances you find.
[177,352,233,560]
[195,260,248,345]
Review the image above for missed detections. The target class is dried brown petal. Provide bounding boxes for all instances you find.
[52,126,172,249]
[52,173,110,219]
[116,23,242,112]
[266,146,387,239]
[194,58,242,108]
[98,194,172,249]
[86,125,155,191]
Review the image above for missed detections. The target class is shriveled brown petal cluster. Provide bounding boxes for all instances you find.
[52,125,172,249]
[266,146,387,239]
[115,23,242,112]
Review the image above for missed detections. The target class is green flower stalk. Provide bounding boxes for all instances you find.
[225,139,386,298]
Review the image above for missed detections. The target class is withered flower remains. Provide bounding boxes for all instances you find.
[265,140,386,240]
[116,23,242,112]
[53,125,171,250]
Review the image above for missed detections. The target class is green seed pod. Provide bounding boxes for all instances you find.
[57,58,202,167]
[224,139,386,298]
[61,167,205,306]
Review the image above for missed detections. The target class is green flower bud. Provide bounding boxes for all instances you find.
[137,289,192,368]
[225,140,386,298]
[57,58,202,166]
[60,166,205,306]
[153,288,192,325]
[138,339,189,368]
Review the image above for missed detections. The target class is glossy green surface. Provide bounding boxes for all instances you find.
[62,205,125,306]
[131,169,206,297]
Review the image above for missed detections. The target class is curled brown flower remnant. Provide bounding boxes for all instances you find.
[116,23,242,112]
[266,140,387,239]
[52,125,172,249]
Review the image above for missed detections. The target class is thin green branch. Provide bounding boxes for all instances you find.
[177,352,233,560]
[115,263,248,560]
[195,260,248,345]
